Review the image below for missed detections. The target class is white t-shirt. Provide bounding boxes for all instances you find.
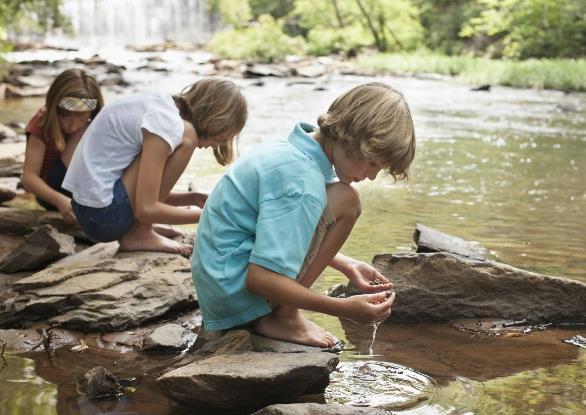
[63,92,185,208]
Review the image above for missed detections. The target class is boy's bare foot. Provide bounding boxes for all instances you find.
[119,226,192,257]
[254,307,337,348]
[153,225,185,239]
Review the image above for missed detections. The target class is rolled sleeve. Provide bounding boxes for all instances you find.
[249,193,325,278]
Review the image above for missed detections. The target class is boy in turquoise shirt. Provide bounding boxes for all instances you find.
[192,83,416,347]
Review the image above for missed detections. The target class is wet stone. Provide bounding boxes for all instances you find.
[158,351,339,413]
[0,225,75,273]
[143,323,192,351]
[76,366,122,399]
[330,252,586,323]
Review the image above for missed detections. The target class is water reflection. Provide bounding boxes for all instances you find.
[0,355,57,415]
[340,320,583,383]
[326,361,436,410]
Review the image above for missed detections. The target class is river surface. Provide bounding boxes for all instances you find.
[1,48,585,414]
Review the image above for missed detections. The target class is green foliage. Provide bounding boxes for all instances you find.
[293,0,424,54]
[207,14,305,62]
[250,0,295,19]
[0,0,65,32]
[415,0,480,54]
[206,0,252,28]
[460,0,586,58]
[359,52,586,91]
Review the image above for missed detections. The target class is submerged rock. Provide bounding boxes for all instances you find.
[252,403,391,414]
[77,366,122,399]
[158,352,338,413]
[0,253,197,331]
[329,252,586,323]
[0,225,75,273]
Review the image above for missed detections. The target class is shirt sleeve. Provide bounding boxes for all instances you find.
[25,108,47,142]
[249,192,325,279]
[140,109,184,154]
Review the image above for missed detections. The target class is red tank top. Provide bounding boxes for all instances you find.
[25,107,62,181]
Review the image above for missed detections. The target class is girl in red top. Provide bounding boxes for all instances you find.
[22,68,104,222]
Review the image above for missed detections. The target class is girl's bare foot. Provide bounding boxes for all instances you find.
[153,225,185,239]
[254,307,337,348]
[119,225,192,257]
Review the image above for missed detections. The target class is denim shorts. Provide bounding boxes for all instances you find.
[71,179,135,242]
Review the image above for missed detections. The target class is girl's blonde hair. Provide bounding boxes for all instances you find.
[175,78,247,165]
[42,68,104,152]
[317,82,416,181]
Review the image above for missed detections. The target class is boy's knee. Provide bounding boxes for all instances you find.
[327,182,362,220]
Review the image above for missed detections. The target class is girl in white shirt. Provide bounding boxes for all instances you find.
[63,78,247,256]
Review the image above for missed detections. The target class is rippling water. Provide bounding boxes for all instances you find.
[1,49,585,414]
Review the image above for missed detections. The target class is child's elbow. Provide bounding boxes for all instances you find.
[21,172,34,192]
[245,271,262,295]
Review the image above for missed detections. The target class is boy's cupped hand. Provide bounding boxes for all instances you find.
[342,291,396,325]
[345,260,393,293]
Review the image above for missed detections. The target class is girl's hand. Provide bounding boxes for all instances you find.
[56,196,76,223]
[190,192,208,209]
[342,291,396,325]
[344,260,393,293]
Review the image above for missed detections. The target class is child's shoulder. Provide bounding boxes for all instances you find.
[25,107,47,141]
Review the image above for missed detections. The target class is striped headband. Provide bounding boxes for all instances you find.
[58,97,98,112]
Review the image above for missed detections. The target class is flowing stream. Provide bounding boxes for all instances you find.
[1,47,585,414]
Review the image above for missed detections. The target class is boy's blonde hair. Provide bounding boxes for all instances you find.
[42,68,104,152]
[175,78,247,166]
[317,82,416,180]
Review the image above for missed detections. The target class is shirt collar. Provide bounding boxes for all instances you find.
[288,122,335,182]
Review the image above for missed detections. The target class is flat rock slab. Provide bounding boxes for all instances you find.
[51,241,119,267]
[158,352,339,413]
[0,328,78,352]
[0,225,75,273]
[253,403,391,415]
[0,207,88,241]
[370,252,586,322]
[0,253,197,331]
[414,223,488,259]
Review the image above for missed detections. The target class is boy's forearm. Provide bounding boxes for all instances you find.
[246,263,345,317]
[329,252,356,274]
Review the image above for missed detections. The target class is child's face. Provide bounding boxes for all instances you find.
[333,143,383,185]
[57,108,92,135]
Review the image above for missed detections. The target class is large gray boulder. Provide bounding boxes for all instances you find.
[253,403,390,415]
[0,225,75,273]
[0,253,197,331]
[158,352,339,413]
[368,252,586,322]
